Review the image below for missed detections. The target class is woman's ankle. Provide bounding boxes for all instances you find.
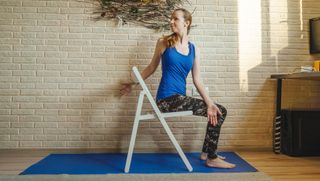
[200,152,208,160]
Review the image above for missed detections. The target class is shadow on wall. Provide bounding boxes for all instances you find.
[248,0,320,109]
[68,34,135,151]
[244,0,320,147]
[280,0,320,109]
[79,27,160,151]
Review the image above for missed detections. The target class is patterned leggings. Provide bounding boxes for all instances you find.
[156,94,227,159]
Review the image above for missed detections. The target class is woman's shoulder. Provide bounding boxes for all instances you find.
[188,41,198,50]
[188,41,199,57]
[157,37,166,46]
[155,37,167,54]
[188,41,196,47]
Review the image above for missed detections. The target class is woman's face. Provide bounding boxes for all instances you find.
[170,10,188,33]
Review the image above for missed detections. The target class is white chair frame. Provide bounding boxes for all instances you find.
[124,66,193,173]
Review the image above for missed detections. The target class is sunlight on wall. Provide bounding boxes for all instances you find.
[300,0,304,38]
[238,0,262,92]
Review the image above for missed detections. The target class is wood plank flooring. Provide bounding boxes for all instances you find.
[237,150,320,181]
[0,149,319,181]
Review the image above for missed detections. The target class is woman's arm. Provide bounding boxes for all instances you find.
[138,38,165,80]
[192,46,222,126]
[192,47,213,106]
[120,38,165,96]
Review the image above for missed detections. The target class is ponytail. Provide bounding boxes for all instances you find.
[163,33,177,48]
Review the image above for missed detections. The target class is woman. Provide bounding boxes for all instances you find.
[120,8,235,168]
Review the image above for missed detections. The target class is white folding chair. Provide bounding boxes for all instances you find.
[124,66,193,173]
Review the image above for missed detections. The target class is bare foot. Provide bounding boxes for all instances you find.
[200,152,226,160]
[206,157,236,168]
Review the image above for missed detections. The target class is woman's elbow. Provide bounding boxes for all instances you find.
[149,62,160,72]
[192,78,201,86]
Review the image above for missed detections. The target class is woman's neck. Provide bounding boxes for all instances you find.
[175,32,189,46]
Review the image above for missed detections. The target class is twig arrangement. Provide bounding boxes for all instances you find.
[92,0,190,31]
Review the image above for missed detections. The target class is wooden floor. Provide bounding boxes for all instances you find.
[0,149,320,181]
[237,150,320,181]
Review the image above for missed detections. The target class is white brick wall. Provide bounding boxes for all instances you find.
[0,0,320,150]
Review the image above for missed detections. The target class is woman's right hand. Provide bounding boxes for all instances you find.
[207,104,222,126]
[120,82,135,96]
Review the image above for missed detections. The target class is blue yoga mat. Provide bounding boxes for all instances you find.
[20,152,256,175]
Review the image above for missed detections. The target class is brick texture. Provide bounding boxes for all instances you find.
[0,0,320,150]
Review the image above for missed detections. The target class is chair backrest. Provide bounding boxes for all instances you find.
[132,66,162,115]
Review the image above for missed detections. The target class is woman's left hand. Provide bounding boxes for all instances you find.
[120,82,136,96]
[207,104,222,126]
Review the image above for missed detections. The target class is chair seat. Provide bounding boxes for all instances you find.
[139,111,193,120]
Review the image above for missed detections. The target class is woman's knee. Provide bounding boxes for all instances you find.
[216,103,227,117]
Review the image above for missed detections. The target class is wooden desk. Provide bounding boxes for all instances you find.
[270,72,320,153]
[271,72,320,80]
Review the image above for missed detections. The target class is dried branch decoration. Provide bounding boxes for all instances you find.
[93,0,190,31]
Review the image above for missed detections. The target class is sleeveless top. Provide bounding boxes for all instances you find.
[156,42,195,101]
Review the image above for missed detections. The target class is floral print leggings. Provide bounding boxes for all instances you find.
[156,94,227,159]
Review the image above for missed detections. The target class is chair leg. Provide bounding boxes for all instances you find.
[158,116,193,172]
[130,67,193,172]
[144,92,193,172]
[124,117,140,173]
[124,91,145,173]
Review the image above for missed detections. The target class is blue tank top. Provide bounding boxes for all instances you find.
[156,42,195,101]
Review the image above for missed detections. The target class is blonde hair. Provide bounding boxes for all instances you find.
[164,8,192,47]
